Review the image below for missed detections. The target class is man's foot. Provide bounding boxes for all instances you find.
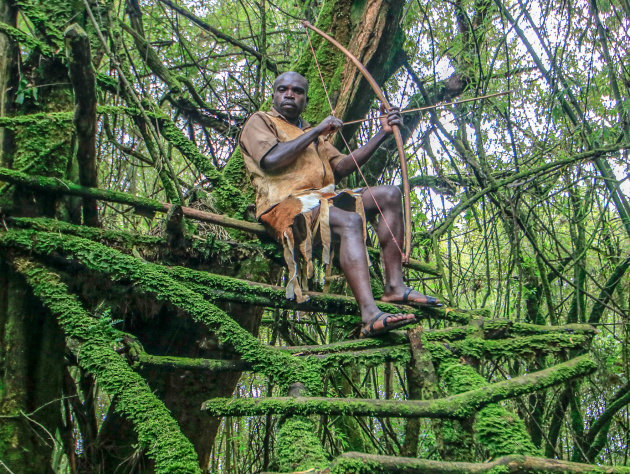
[360,311,416,338]
[381,287,442,307]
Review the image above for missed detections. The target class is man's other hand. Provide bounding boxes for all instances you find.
[380,106,402,134]
[317,115,343,135]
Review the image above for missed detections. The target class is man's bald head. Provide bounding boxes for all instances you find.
[271,72,309,123]
[273,72,309,94]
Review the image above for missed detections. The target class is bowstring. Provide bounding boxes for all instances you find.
[303,25,405,260]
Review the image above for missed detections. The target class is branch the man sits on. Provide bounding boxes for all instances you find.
[240,72,440,338]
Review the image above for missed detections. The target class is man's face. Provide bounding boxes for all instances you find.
[272,73,308,121]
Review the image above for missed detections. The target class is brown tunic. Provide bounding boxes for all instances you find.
[240,108,366,302]
[240,108,344,218]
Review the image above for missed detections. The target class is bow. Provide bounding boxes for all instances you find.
[302,20,412,262]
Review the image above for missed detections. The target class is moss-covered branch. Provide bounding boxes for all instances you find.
[6,216,273,266]
[201,354,596,418]
[0,229,322,392]
[136,353,251,373]
[433,348,540,457]
[135,346,409,373]
[136,332,587,375]
[282,321,596,357]
[444,333,590,359]
[275,416,329,472]
[329,452,630,473]
[482,319,597,337]
[0,20,51,54]
[0,167,266,234]
[3,218,453,323]
[170,264,460,322]
[12,258,201,473]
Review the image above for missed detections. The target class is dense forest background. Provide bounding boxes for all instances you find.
[0,0,629,472]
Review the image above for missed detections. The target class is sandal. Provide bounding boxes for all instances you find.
[360,311,416,338]
[399,287,442,307]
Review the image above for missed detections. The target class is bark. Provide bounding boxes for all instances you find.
[0,264,66,473]
[0,9,71,460]
[334,0,406,129]
[64,23,99,227]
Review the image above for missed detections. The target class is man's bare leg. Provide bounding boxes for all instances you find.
[328,206,415,332]
[361,185,440,305]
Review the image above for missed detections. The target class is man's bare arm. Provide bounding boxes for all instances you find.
[332,108,402,180]
[261,115,343,171]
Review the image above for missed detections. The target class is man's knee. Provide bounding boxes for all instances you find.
[332,209,364,235]
[376,185,402,208]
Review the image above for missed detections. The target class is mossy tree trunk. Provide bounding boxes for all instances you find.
[0,264,66,472]
[0,2,73,471]
[0,0,17,164]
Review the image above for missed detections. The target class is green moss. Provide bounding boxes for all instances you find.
[0,21,50,54]
[0,111,73,128]
[434,355,541,458]
[14,259,201,473]
[8,217,163,246]
[0,422,22,470]
[424,326,472,341]
[217,147,256,219]
[275,416,328,472]
[485,467,510,474]
[317,345,410,369]
[510,321,597,336]
[474,405,541,458]
[285,333,406,355]
[13,119,72,178]
[13,0,65,49]
[433,418,474,461]
[436,357,487,395]
[0,229,323,393]
[446,334,588,360]
[330,458,382,474]
[0,165,167,210]
[292,1,350,124]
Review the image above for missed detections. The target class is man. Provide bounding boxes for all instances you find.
[240,71,440,337]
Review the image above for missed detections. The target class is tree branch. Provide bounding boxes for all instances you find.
[202,355,596,418]
[331,452,624,473]
[157,0,277,74]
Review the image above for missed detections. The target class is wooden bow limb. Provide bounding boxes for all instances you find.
[302,20,412,262]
